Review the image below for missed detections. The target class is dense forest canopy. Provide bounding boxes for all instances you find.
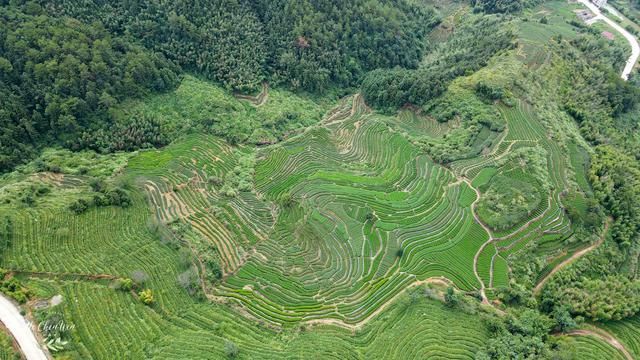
[470,0,543,13]
[0,5,180,171]
[42,0,439,92]
[0,0,439,173]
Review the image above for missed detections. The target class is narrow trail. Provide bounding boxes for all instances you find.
[565,328,634,360]
[533,217,611,295]
[465,178,494,305]
[0,294,48,360]
[301,276,455,331]
[12,270,117,281]
[235,82,269,106]
[579,0,639,80]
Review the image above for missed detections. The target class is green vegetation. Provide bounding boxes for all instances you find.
[2,0,640,358]
[116,75,328,146]
[1,0,438,173]
[0,330,17,360]
[362,14,515,111]
[602,316,640,358]
[564,335,626,360]
[0,4,180,172]
[477,175,542,231]
[0,269,31,304]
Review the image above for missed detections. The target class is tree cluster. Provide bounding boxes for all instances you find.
[71,113,169,153]
[471,0,534,14]
[475,310,569,359]
[68,181,132,214]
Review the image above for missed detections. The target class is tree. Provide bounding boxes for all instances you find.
[444,286,460,308]
[551,306,577,333]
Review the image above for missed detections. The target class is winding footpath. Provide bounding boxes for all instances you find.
[565,329,634,360]
[300,276,455,331]
[0,294,47,360]
[579,0,640,80]
[467,179,494,305]
[533,217,611,295]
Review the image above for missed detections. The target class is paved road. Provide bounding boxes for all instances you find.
[0,294,47,360]
[579,0,640,80]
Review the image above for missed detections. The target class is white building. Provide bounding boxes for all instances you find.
[592,0,607,8]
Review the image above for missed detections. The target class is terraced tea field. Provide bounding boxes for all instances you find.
[21,276,488,359]
[134,95,492,326]
[0,76,604,358]
[564,334,627,360]
[602,316,640,359]
[123,83,589,327]
[3,0,640,357]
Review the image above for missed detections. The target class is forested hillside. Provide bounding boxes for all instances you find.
[0,0,438,173]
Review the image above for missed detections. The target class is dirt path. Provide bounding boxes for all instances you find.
[579,0,639,80]
[533,217,611,295]
[465,178,494,305]
[0,294,48,360]
[565,328,633,360]
[301,276,454,331]
[12,270,117,281]
[235,82,269,106]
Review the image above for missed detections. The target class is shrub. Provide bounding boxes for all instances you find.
[444,287,460,308]
[138,289,154,305]
[116,278,133,292]
[224,340,239,358]
[475,81,504,102]
[177,267,200,296]
[280,193,295,208]
[69,199,91,214]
